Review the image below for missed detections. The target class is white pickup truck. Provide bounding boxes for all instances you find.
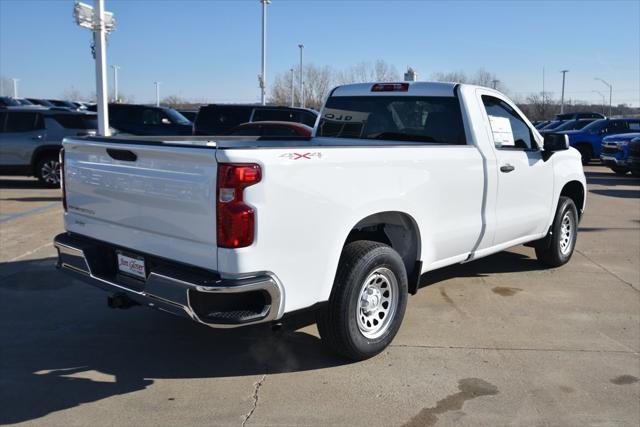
[54,82,586,360]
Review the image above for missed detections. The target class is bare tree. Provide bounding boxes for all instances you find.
[269,63,333,110]
[335,60,400,84]
[61,87,89,102]
[0,76,13,97]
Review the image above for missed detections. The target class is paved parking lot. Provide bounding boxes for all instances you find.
[1,165,638,426]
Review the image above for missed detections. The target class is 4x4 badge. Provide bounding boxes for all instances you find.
[279,152,322,160]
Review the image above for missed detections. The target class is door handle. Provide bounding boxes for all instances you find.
[500,164,515,173]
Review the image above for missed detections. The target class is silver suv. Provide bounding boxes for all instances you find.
[0,108,98,187]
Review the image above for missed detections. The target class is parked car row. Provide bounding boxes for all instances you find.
[600,133,640,176]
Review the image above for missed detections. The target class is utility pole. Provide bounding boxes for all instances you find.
[298,44,304,108]
[259,0,270,106]
[491,79,499,89]
[595,77,612,116]
[593,90,606,115]
[154,81,161,107]
[73,0,115,136]
[11,78,19,98]
[290,68,295,108]
[111,65,120,103]
[560,69,569,114]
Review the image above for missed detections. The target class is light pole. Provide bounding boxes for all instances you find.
[111,64,120,103]
[592,90,606,115]
[11,78,19,98]
[73,0,116,136]
[491,79,499,89]
[595,77,612,116]
[290,68,295,108]
[560,69,569,114]
[298,44,304,108]
[259,0,270,106]
[154,81,161,107]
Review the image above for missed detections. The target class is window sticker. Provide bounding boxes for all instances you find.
[488,115,515,147]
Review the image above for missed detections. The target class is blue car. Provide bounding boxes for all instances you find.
[563,118,640,165]
[600,133,640,175]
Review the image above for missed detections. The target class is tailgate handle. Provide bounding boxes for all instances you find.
[106,149,137,162]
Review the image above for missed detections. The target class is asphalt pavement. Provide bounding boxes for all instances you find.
[0,165,638,426]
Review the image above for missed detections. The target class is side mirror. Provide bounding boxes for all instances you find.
[542,133,569,160]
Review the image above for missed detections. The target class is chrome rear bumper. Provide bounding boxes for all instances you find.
[54,233,284,328]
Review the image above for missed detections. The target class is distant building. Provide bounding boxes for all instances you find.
[404,67,418,82]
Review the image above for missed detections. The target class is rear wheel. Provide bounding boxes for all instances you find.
[35,154,60,188]
[317,241,408,360]
[535,197,578,267]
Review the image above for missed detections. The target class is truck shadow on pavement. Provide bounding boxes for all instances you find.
[0,178,49,189]
[0,257,345,424]
[584,171,640,187]
[0,249,547,424]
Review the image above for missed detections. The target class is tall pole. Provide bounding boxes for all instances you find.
[542,66,545,119]
[154,81,161,107]
[11,78,19,98]
[290,68,295,108]
[595,78,612,116]
[491,79,499,89]
[259,0,269,106]
[560,69,569,114]
[593,90,606,115]
[93,0,110,136]
[298,44,304,108]
[111,65,120,103]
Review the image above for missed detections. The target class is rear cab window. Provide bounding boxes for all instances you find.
[317,96,467,144]
[53,114,98,129]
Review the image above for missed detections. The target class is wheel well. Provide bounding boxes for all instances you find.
[574,142,593,155]
[31,146,62,169]
[344,211,421,294]
[560,181,585,218]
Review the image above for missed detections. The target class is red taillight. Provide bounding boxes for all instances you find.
[59,148,67,212]
[216,163,262,248]
[371,83,409,92]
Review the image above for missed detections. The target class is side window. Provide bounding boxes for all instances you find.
[605,121,629,134]
[142,109,162,125]
[482,96,535,150]
[627,121,640,131]
[5,112,40,133]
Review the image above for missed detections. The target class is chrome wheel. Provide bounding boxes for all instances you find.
[356,267,398,339]
[40,160,60,185]
[559,211,574,255]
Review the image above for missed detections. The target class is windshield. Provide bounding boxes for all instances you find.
[580,119,606,133]
[163,108,191,125]
[317,96,466,144]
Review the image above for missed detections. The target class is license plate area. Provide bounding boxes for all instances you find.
[116,251,147,281]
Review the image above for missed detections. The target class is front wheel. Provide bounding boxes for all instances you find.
[317,241,408,361]
[535,197,578,267]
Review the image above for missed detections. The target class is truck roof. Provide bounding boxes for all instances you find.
[331,81,458,97]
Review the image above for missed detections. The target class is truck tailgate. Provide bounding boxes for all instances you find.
[62,139,218,270]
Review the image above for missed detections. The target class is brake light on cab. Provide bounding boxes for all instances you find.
[371,83,409,92]
[216,163,262,248]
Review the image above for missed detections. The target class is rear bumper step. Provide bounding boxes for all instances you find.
[54,233,283,328]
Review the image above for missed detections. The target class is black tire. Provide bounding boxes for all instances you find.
[576,145,592,166]
[317,241,408,361]
[535,197,578,267]
[631,170,640,177]
[35,154,61,188]
[611,167,629,176]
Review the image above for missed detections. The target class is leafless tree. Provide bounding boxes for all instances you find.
[0,76,13,97]
[335,60,400,84]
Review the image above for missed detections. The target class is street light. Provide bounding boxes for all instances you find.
[111,65,120,103]
[491,79,499,89]
[73,0,116,136]
[592,90,606,115]
[298,44,304,108]
[11,78,19,98]
[560,70,569,114]
[595,77,612,117]
[259,0,270,106]
[154,81,161,107]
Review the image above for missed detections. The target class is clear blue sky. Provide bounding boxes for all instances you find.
[1,0,638,106]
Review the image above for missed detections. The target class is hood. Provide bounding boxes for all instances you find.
[602,133,640,143]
